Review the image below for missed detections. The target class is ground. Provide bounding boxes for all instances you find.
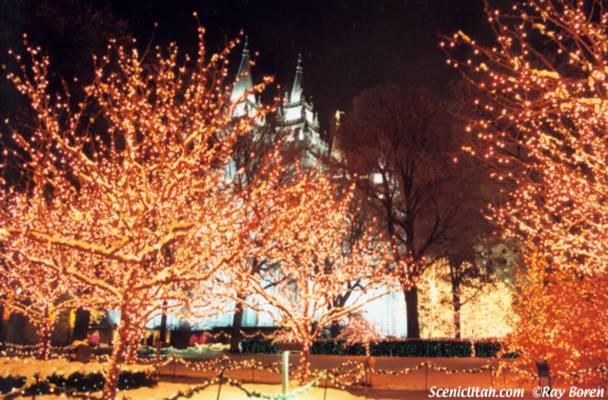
[11,381,554,400]
[4,354,549,399]
[13,383,363,400]
[153,354,543,399]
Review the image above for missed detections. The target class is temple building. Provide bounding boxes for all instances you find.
[230,39,328,166]
[229,38,259,120]
[145,40,408,338]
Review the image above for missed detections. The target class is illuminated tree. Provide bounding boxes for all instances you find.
[444,0,608,275]
[459,279,514,340]
[231,172,402,378]
[12,2,132,340]
[337,312,380,356]
[0,256,80,359]
[506,248,608,385]
[0,27,276,398]
[226,118,300,353]
[444,0,608,380]
[418,259,513,340]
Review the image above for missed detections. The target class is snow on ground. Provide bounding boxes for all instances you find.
[158,354,534,391]
[120,382,365,400]
[0,357,153,386]
[13,382,365,399]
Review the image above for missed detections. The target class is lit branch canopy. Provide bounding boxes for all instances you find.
[228,172,402,377]
[444,0,608,274]
[0,27,274,398]
[0,255,80,360]
[444,0,608,382]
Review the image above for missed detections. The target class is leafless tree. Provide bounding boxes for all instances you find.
[335,85,489,338]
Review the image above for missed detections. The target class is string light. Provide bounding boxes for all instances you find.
[504,247,608,386]
[444,0,608,275]
[0,28,277,399]
[0,355,156,396]
[417,259,514,340]
[223,171,405,379]
[0,258,81,360]
[444,0,608,383]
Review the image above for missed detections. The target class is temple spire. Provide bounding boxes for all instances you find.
[230,36,253,102]
[289,53,303,104]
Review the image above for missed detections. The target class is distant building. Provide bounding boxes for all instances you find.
[230,38,259,120]
[146,40,408,338]
[230,38,327,167]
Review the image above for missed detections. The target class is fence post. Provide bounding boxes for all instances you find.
[172,357,177,382]
[281,351,290,395]
[215,368,225,400]
[31,374,39,400]
[364,365,369,400]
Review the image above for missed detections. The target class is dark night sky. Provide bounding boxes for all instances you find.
[94,0,499,130]
[2,0,506,131]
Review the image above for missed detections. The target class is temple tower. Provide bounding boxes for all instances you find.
[277,54,326,166]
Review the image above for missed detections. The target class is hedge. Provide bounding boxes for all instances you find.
[241,339,505,358]
[0,370,156,395]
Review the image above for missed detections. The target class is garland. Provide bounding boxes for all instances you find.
[229,374,321,400]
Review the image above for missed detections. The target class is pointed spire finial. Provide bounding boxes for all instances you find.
[244,36,249,52]
[289,53,304,104]
[230,36,254,103]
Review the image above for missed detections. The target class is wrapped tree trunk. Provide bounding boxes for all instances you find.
[37,322,53,360]
[124,325,145,363]
[102,299,134,400]
[298,342,312,381]
[37,306,54,360]
[102,323,130,399]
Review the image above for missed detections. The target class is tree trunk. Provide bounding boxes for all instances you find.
[159,304,168,345]
[230,294,245,353]
[0,306,5,343]
[102,298,134,400]
[298,343,312,381]
[72,308,90,341]
[124,326,145,363]
[38,306,53,360]
[38,320,53,360]
[452,285,462,339]
[102,320,130,400]
[329,321,341,338]
[404,286,420,338]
